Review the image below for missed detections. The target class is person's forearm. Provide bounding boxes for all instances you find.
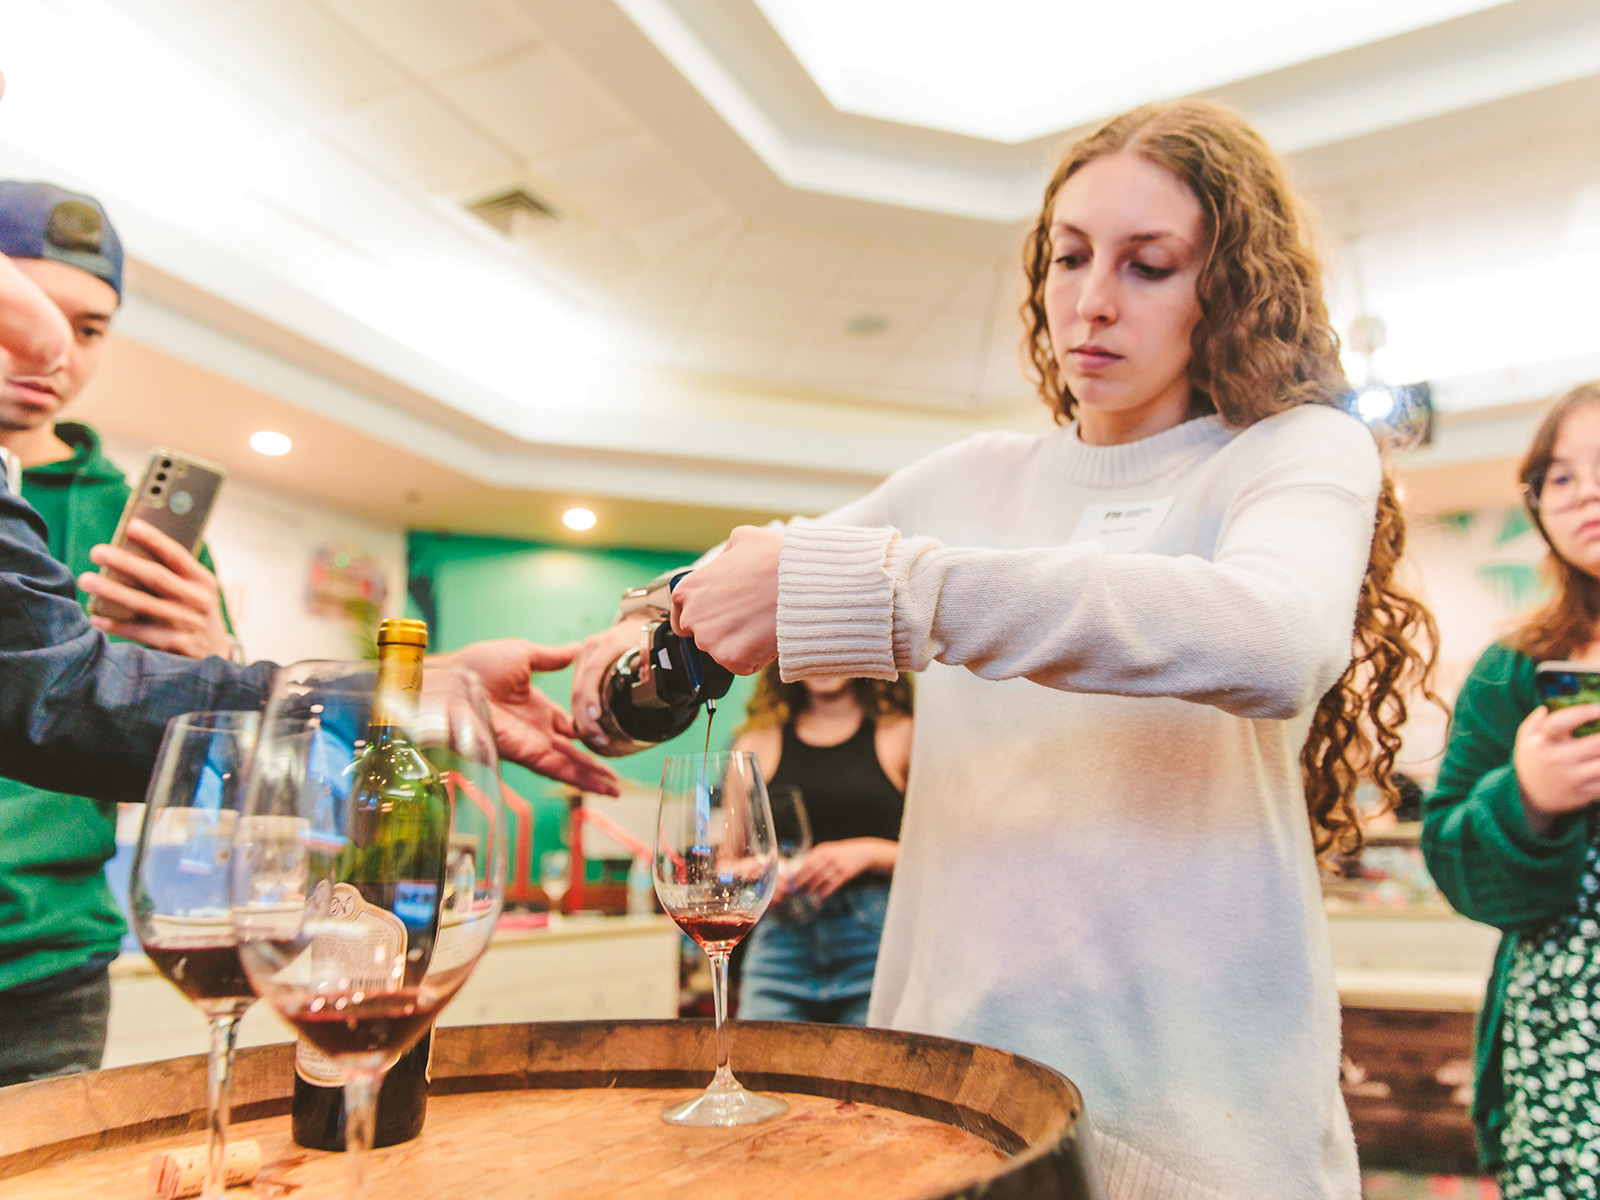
[1,484,275,802]
[778,481,1375,716]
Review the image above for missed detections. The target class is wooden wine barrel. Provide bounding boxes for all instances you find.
[0,1020,1103,1199]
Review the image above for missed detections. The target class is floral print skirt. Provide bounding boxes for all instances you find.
[1502,835,1600,1198]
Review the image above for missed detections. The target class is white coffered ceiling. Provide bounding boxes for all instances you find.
[1,0,1598,537]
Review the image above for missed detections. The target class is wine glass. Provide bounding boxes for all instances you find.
[765,784,818,925]
[654,750,786,1126]
[230,662,508,1200]
[130,710,262,1200]
[540,848,570,914]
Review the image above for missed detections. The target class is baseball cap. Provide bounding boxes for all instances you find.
[0,181,122,297]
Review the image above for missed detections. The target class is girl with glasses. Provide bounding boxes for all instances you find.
[1425,381,1600,1197]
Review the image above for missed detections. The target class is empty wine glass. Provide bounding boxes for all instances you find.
[765,784,818,925]
[230,659,507,1200]
[654,750,785,1126]
[541,848,570,914]
[130,710,262,1200]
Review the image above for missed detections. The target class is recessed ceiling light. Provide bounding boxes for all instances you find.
[563,507,597,531]
[844,312,890,337]
[249,431,292,456]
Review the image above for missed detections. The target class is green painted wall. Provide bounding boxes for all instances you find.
[405,531,756,884]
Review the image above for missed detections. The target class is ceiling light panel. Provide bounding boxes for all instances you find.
[315,0,539,78]
[434,44,638,163]
[754,0,1513,144]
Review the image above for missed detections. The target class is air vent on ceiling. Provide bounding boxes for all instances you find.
[466,186,563,237]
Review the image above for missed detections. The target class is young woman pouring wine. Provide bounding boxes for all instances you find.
[575,99,1438,1199]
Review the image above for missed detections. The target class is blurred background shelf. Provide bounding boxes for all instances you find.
[103,914,679,1069]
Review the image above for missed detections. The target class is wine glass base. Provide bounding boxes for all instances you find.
[661,1085,789,1127]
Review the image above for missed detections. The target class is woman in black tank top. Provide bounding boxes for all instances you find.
[732,665,913,1025]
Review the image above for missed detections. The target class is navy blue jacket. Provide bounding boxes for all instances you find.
[0,475,274,804]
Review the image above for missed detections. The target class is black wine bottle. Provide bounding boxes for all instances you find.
[291,1033,432,1150]
[291,617,450,1152]
[592,611,734,756]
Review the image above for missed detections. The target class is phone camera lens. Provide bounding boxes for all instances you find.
[161,459,173,468]
[155,472,167,482]
[151,485,162,495]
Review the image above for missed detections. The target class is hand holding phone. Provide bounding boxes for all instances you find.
[86,448,224,625]
[1517,662,1600,833]
[1535,662,1600,737]
[78,449,232,660]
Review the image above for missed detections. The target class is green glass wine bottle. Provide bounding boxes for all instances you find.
[292,617,451,1152]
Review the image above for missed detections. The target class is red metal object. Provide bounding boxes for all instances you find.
[561,792,652,913]
[565,792,585,914]
[499,782,537,905]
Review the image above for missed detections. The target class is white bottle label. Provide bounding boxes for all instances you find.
[294,882,408,1087]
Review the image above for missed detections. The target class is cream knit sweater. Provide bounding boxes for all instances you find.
[777,405,1379,1200]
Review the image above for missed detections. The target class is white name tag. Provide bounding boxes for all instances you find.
[1069,497,1175,553]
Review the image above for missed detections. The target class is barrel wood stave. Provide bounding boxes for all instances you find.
[0,1020,1101,1200]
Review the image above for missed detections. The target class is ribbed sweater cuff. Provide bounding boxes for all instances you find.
[777,524,898,681]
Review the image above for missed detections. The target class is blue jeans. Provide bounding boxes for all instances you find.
[0,964,110,1087]
[739,881,889,1025]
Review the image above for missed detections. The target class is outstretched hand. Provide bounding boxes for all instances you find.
[447,638,622,796]
[670,525,782,676]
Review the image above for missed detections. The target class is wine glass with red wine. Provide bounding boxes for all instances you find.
[654,750,786,1126]
[229,660,508,1200]
[130,710,265,1200]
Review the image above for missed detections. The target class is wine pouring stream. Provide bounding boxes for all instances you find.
[229,620,508,1200]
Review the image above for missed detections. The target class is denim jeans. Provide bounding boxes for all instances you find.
[0,964,110,1086]
[738,881,889,1025]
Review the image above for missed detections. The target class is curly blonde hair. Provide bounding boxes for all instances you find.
[737,664,913,736]
[1021,99,1440,859]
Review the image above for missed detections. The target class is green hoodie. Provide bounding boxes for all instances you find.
[0,422,230,993]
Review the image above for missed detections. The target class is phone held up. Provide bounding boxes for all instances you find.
[86,448,225,625]
[1536,661,1600,737]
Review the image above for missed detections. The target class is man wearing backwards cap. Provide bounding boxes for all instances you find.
[0,181,234,658]
[0,182,248,1086]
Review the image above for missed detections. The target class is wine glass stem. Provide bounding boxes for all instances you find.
[708,949,737,1091]
[342,1067,381,1200]
[202,1014,241,1200]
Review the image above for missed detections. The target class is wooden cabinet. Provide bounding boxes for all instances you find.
[1341,1005,1479,1172]
[1330,906,1498,1173]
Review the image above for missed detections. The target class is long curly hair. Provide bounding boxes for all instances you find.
[738,663,913,736]
[1021,99,1440,859]
[1508,383,1600,661]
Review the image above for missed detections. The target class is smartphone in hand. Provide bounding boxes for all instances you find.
[86,448,225,624]
[1536,661,1600,737]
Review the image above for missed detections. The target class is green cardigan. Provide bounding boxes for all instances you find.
[1421,640,1591,1169]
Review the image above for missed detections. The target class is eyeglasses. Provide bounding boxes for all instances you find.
[1527,462,1600,514]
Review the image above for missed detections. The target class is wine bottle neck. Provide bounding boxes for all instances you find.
[371,642,425,730]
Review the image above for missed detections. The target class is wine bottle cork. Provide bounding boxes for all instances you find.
[148,1139,261,1199]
